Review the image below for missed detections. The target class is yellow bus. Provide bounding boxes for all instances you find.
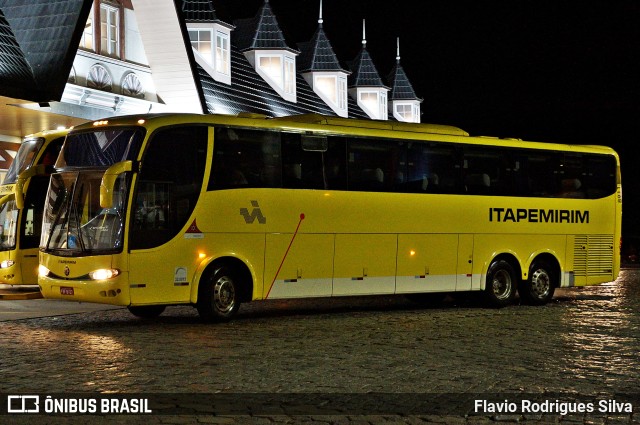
[38,113,621,320]
[0,129,68,285]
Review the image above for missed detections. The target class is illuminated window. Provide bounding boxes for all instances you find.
[252,52,296,101]
[259,55,283,82]
[338,77,347,110]
[393,102,420,123]
[215,31,230,75]
[313,74,348,116]
[189,29,212,60]
[316,76,337,103]
[79,5,95,50]
[284,57,295,95]
[100,4,119,58]
[358,90,388,120]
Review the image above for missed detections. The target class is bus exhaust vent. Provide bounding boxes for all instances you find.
[574,235,614,276]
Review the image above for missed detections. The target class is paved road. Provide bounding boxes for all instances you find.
[0,270,639,424]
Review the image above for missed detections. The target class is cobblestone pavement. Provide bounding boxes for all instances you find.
[1,269,639,424]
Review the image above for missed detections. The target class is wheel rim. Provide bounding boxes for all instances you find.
[492,269,513,300]
[530,268,551,298]
[213,276,236,313]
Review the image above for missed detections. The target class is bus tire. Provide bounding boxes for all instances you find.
[197,266,241,322]
[127,305,166,318]
[484,259,517,308]
[519,260,556,305]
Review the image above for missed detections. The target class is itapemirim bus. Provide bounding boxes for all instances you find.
[0,129,67,285]
[38,113,621,320]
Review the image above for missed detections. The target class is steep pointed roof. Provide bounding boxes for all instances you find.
[297,3,348,73]
[388,61,421,101]
[233,0,298,53]
[348,21,388,88]
[298,25,347,73]
[181,0,217,22]
[348,47,388,88]
[181,0,235,29]
[387,39,422,101]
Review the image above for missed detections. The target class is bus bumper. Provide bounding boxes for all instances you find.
[38,272,130,306]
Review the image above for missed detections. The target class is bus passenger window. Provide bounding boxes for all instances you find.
[347,138,397,192]
[210,127,282,190]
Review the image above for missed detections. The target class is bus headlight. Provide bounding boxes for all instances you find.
[88,269,120,280]
[0,260,15,269]
[39,265,50,277]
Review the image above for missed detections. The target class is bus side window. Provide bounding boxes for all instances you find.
[584,154,617,199]
[347,137,397,192]
[130,125,207,250]
[209,127,282,190]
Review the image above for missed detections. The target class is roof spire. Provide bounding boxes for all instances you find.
[318,0,323,25]
[362,19,367,47]
[396,37,401,63]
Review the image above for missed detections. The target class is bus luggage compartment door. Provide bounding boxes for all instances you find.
[332,234,397,296]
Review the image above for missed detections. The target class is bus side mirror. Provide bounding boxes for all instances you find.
[14,164,54,209]
[0,192,15,208]
[100,161,134,208]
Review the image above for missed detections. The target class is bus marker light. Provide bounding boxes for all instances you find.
[0,260,15,268]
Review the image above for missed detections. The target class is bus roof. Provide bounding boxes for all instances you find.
[71,113,618,159]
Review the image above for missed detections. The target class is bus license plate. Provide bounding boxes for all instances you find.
[60,287,74,296]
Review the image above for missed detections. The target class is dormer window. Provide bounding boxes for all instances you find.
[187,24,232,85]
[358,89,387,121]
[252,51,297,101]
[309,73,348,117]
[393,102,420,123]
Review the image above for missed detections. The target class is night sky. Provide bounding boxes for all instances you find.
[212,1,640,238]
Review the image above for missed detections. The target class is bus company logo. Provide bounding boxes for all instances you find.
[240,201,266,224]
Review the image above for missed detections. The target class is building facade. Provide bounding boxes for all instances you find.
[44,0,422,122]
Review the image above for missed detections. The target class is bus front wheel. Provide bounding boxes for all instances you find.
[197,266,241,322]
[519,260,556,305]
[484,260,517,308]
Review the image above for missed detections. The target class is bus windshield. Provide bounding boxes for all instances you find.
[3,138,44,184]
[41,171,128,254]
[55,128,144,168]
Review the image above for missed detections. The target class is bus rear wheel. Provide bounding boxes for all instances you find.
[519,260,556,305]
[197,266,241,322]
[127,305,166,318]
[484,259,517,308]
